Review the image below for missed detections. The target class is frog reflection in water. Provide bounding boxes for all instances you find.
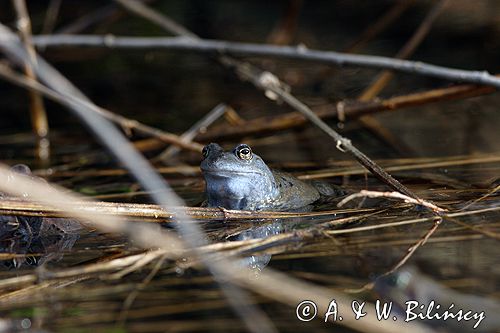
[0,164,81,268]
[201,143,339,211]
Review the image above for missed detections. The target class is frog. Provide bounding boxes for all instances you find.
[200,143,340,211]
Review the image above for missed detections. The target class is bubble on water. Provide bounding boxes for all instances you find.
[20,318,31,329]
[175,266,185,275]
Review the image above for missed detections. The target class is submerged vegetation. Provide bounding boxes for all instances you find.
[0,1,499,332]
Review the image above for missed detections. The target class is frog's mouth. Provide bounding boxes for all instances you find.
[201,169,266,177]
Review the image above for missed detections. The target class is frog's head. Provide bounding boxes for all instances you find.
[200,143,278,209]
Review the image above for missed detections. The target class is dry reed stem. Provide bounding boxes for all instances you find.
[356,0,449,154]
[299,154,500,179]
[445,216,500,240]
[360,219,442,291]
[41,0,62,34]
[12,0,50,163]
[0,198,365,221]
[0,251,163,291]
[345,0,415,52]
[461,184,500,211]
[266,0,302,45]
[325,205,500,236]
[116,253,169,324]
[0,276,89,303]
[105,250,169,280]
[338,190,446,213]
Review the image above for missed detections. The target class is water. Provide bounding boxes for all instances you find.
[0,1,500,332]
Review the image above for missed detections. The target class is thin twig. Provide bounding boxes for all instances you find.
[344,0,415,52]
[54,0,156,34]
[0,198,361,221]
[31,35,500,88]
[117,253,168,324]
[41,0,62,34]
[266,0,302,45]
[114,0,197,38]
[16,36,421,200]
[326,205,500,236]
[356,0,449,155]
[460,184,500,211]
[12,0,50,164]
[337,189,447,213]
[157,103,228,163]
[364,218,442,290]
[360,0,450,100]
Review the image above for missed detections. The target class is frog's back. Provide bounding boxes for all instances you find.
[271,171,320,210]
[272,170,347,210]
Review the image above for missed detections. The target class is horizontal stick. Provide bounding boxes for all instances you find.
[0,198,362,222]
[31,35,500,88]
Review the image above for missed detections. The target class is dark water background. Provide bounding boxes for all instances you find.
[0,1,499,332]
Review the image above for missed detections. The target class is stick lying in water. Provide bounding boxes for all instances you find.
[0,198,362,221]
[337,190,447,213]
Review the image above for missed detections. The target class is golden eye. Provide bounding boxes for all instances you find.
[202,146,210,159]
[236,145,252,160]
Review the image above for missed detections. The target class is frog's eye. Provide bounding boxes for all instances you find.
[202,146,210,160]
[236,145,252,160]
